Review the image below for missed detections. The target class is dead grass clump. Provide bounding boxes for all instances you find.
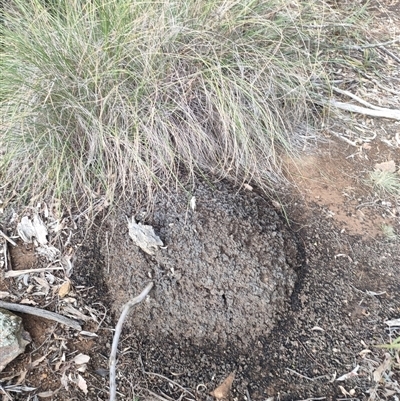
[1,0,369,210]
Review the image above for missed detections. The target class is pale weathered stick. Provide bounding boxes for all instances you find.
[378,46,400,64]
[5,266,64,278]
[109,282,154,401]
[0,230,17,246]
[332,86,387,111]
[0,300,81,330]
[329,131,359,147]
[341,37,400,50]
[329,100,400,120]
[357,72,400,96]
[302,23,355,29]
[2,242,8,271]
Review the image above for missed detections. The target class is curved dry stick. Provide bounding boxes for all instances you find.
[0,230,17,246]
[5,266,64,278]
[332,86,387,111]
[329,100,400,120]
[144,371,196,399]
[109,282,154,401]
[341,37,400,50]
[0,300,81,330]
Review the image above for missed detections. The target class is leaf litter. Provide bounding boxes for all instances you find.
[0,204,100,399]
[210,371,235,400]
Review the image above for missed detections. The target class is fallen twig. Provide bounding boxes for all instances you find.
[295,398,326,401]
[302,23,355,29]
[0,384,14,401]
[246,388,252,401]
[358,72,400,96]
[109,282,154,401]
[0,300,81,330]
[286,368,326,381]
[145,389,174,401]
[329,100,400,120]
[2,241,8,271]
[378,46,400,64]
[144,371,196,399]
[328,86,400,120]
[5,266,64,278]
[329,131,359,147]
[332,86,387,111]
[341,37,400,50]
[0,230,17,246]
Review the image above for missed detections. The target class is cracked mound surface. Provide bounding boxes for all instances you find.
[102,181,299,348]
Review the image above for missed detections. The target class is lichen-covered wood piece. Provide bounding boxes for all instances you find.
[0,308,31,372]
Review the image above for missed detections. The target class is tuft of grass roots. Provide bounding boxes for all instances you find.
[1,0,370,211]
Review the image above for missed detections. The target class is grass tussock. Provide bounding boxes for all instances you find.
[369,170,400,196]
[381,224,398,241]
[1,0,370,210]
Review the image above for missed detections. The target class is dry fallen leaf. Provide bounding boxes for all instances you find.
[37,245,60,260]
[336,365,359,381]
[61,372,69,391]
[338,385,351,397]
[190,196,196,211]
[359,349,372,357]
[69,373,88,395]
[31,355,47,368]
[77,364,88,373]
[55,352,66,371]
[58,280,71,298]
[15,370,27,385]
[62,305,91,321]
[55,359,63,372]
[32,214,48,245]
[311,326,324,332]
[373,353,392,383]
[271,200,282,210]
[210,371,235,400]
[38,390,54,398]
[76,374,88,395]
[20,298,37,305]
[17,216,36,243]
[17,214,49,245]
[127,217,163,255]
[33,276,50,294]
[79,331,98,338]
[72,353,90,365]
[61,254,74,277]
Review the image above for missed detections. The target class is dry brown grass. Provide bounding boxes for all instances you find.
[1,0,370,211]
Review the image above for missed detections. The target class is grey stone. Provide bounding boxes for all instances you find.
[0,308,30,372]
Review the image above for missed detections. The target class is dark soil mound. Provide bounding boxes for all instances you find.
[102,181,299,348]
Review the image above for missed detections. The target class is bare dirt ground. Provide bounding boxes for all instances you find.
[1,132,400,400]
[1,1,399,401]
